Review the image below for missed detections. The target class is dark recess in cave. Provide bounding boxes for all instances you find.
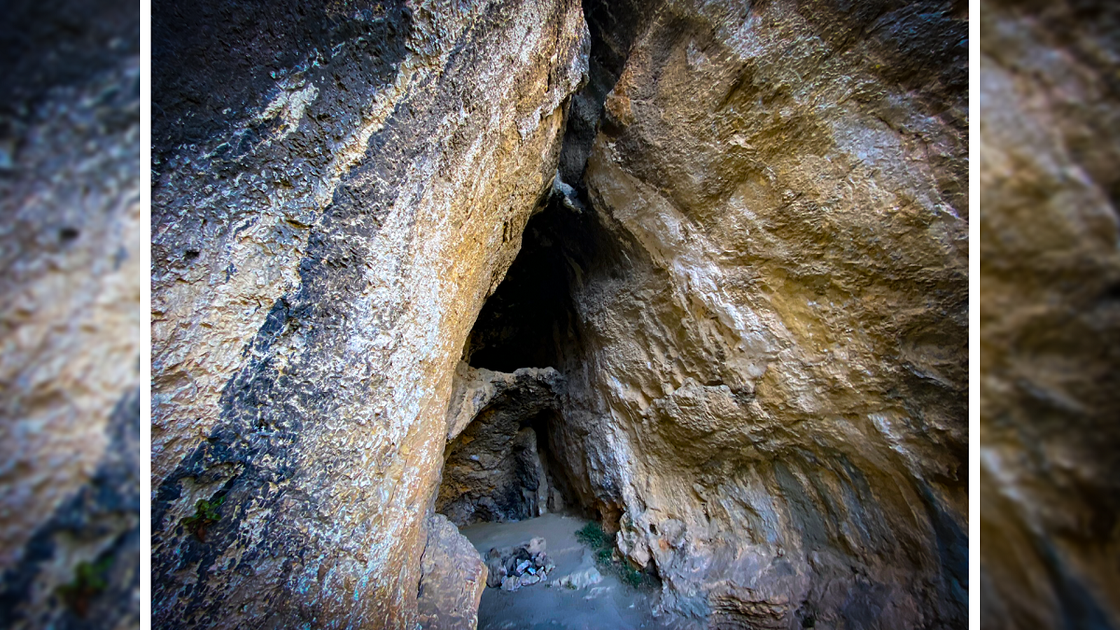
[467,0,658,372]
[446,0,659,529]
[466,207,576,372]
[521,409,580,515]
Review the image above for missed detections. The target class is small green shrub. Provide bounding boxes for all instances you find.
[182,495,226,542]
[58,557,113,617]
[575,520,659,590]
[576,521,610,548]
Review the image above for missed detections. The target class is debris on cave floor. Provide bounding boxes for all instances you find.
[485,536,557,591]
[461,513,697,630]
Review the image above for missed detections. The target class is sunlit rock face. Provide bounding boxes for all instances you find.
[0,0,140,627]
[150,0,588,627]
[536,0,968,627]
[980,1,1120,628]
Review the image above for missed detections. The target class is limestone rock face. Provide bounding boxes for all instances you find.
[0,0,140,627]
[152,0,969,627]
[150,0,588,627]
[979,2,1120,628]
[416,514,487,630]
[538,0,968,627]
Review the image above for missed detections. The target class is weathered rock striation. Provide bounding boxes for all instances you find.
[980,1,1120,628]
[522,0,968,627]
[151,0,588,627]
[152,0,967,628]
[0,0,141,627]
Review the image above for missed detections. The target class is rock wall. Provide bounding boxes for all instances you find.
[416,514,487,629]
[979,1,1120,628]
[0,0,141,627]
[150,0,588,627]
[536,0,968,627]
[152,0,969,628]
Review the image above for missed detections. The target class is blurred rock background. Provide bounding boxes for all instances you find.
[0,0,140,628]
[980,1,1120,628]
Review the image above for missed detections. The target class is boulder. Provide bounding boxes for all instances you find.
[416,515,487,630]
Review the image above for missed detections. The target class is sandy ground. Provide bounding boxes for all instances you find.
[461,513,693,630]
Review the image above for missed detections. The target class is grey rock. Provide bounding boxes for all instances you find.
[527,537,547,556]
[417,515,487,630]
[559,567,602,591]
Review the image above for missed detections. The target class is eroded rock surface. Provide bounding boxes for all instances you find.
[980,1,1120,628]
[0,0,140,626]
[533,0,968,627]
[151,0,588,627]
[416,514,487,630]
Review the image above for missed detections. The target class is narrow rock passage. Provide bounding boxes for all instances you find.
[462,514,690,630]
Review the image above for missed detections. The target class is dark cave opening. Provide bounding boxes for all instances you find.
[439,0,655,530]
[440,198,599,526]
[466,0,651,373]
[464,207,575,372]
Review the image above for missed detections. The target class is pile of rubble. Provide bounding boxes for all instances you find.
[484,537,556,591]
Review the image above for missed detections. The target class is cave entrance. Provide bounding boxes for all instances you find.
[437,204,586,527]
[463,207,575,372]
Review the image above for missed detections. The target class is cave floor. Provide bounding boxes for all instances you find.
[461,513,693,630]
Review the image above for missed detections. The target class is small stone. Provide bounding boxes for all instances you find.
[519,573,541,587]
[527,537,546,555]
[516,559,531,574]
[559,567,602,590]
[501,576,521,592]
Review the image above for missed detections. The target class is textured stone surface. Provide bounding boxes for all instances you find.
[153,0,968,627]
[0,0,140,626]
[416,514,487,630]
[150,0,588,627]
[530,0,968,627]
[979,1,1120,628]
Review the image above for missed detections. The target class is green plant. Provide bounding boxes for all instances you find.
[182,495,225,542]
[576,521,610,548]
[57,557,113,617]
[575,520,659,590]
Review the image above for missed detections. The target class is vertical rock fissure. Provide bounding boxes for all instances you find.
[440,0,661,530]
[438,202,594,526]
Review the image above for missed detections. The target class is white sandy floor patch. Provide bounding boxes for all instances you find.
[460,513,696,630]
